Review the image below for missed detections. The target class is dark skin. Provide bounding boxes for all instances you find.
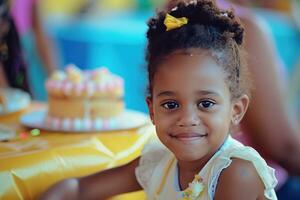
[214,159,266,200]
[39,158,141,200]
[40,158,266,200]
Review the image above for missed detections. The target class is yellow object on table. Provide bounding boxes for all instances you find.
[0,103,151,200]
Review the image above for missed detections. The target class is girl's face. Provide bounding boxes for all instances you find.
[147,49,248,162]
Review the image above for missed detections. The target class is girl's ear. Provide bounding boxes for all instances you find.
[231,94,250,125]
[146,97,155,125]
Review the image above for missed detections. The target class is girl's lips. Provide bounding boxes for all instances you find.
[170,133,208,141]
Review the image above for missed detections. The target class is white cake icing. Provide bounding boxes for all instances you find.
[44,115,121,131]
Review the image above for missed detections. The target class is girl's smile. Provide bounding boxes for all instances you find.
[169,131,208,144]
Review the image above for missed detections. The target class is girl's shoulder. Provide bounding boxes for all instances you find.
[214,158,271,199]
[207,137,278,200]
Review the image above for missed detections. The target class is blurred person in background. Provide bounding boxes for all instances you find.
[166,0,300,199]
[290,0,300,135]
[216,1,300,199]
[289,59,300,126]
[0,0,31,93]
[224,0,291,12]
[10,0,57,100]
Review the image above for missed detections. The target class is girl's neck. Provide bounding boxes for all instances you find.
[177,153,213,190]
[176,136,230,190]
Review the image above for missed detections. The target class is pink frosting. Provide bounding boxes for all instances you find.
[46,67,124,97]
[74,84,85,95]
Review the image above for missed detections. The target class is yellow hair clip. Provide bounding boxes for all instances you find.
[164,13,188,31]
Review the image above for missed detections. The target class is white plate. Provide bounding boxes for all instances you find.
[20,109,150,132]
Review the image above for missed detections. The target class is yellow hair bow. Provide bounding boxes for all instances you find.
[164,13,188,31]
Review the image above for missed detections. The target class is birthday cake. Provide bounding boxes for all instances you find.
[45,64,125,131]
[0,87,31,114]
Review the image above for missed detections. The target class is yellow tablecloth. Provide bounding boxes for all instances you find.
[0,103,150,200]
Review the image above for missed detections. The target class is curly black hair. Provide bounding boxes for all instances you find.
[146,0,251,99]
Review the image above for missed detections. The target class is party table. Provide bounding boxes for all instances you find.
[0,102,151,200]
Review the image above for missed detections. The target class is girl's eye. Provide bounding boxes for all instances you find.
[198,100,215,109]
[161,101,179,110]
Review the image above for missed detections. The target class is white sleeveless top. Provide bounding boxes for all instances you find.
[135,136,278,200]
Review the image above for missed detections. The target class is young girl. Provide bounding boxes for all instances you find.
[40,0,277,199]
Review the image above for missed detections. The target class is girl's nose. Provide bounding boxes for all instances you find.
[176,106,200,127]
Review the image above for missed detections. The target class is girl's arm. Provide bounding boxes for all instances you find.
[39,157,142,200]
[214,158,265,200]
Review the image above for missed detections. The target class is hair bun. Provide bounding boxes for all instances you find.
[162,0,244,45]
[215,10,244,45]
